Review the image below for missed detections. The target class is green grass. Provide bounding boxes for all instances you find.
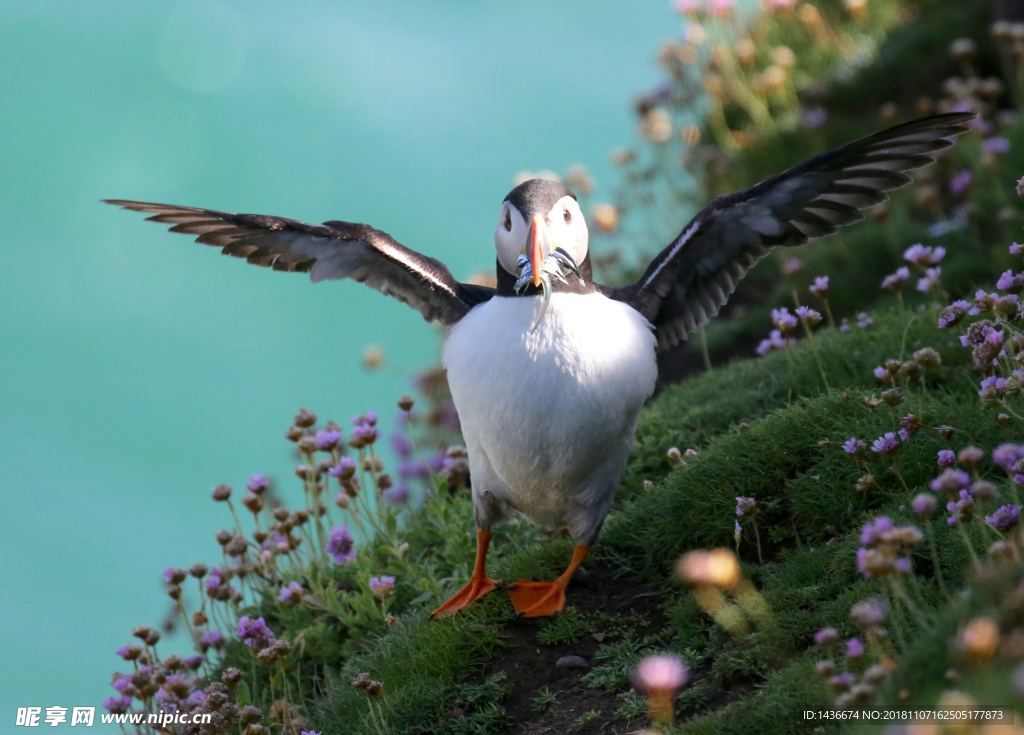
[535,607,593,646]
[317,301,1017,734]
[530,687,557,714]
[306,4,1024,731]
[120,1,1024,731]
[622,305,966,497]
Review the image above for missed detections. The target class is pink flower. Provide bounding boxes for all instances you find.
[633,654,690,692]
[708,0,733,16]
[949,169,973,195]
[369,575,396,599]
[674,0,702,13]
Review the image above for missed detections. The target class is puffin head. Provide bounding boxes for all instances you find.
[494,178,589,294]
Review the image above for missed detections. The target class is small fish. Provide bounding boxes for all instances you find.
[514,249,586,332]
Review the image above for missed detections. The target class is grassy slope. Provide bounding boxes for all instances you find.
[316,3,1024,731]
[319,304,1010,734]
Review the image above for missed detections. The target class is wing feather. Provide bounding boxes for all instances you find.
[601,112,974,349]
[105,200,493,323]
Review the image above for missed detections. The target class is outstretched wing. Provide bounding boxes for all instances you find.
[604,112,975,349]
[104,200,494,324]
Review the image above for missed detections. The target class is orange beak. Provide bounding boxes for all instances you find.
[528,215,545,288]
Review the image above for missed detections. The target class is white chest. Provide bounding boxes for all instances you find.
[442,292,658,519]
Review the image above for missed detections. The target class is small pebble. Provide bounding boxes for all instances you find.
[555,655,589,670]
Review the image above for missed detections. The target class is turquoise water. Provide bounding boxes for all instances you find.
[1,1,668,721]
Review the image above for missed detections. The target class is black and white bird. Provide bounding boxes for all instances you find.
[105,112,973,618]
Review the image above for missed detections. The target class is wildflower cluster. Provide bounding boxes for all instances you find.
[855,517,921,579]
[662,0,886,153]
[599,0,904,257]
[104,394,474,734]
[812,596,896,709]
[938,242,1024,421]
[756,267,876,357]
[881,243,945,297]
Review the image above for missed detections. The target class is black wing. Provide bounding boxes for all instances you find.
[604,112,975,349]
[104,200,494,324]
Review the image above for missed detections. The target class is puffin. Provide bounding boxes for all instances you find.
[105,112,973,618]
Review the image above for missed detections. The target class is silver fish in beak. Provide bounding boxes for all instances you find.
[513,216,584,332]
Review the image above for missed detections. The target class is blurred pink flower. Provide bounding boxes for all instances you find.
[949,169,973,195]
[633,654,690,692]
[709,0,733,16]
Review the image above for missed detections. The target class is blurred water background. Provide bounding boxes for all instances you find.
[0,0,669,719]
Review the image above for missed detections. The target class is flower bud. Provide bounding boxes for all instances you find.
[958,446,984,467]
[989,540,1015,561]
[856,474,877,493]
[239,705,263,724]
[676,548,740,589]
[294,408,317,428]
[226,536,248,557]
[959,617,1000,662]
[881,388,903,406]
[912,347,941,368]
[950,38,977,61]
[118,644,143,661]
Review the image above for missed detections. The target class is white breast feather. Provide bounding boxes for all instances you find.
[442,292,657,538]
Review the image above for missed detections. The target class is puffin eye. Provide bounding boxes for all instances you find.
[563,208,572,225]
[503,209,512,232]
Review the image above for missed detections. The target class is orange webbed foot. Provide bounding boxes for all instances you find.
[508,545,589,618]
[432,529,497,619]
[508,580,567,618]
[431,575,499,619]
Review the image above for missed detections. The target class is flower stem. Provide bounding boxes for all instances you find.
[699,326,713,373]
[956,522,981,571]
[889,576,930,630]
[925,523,950,599]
